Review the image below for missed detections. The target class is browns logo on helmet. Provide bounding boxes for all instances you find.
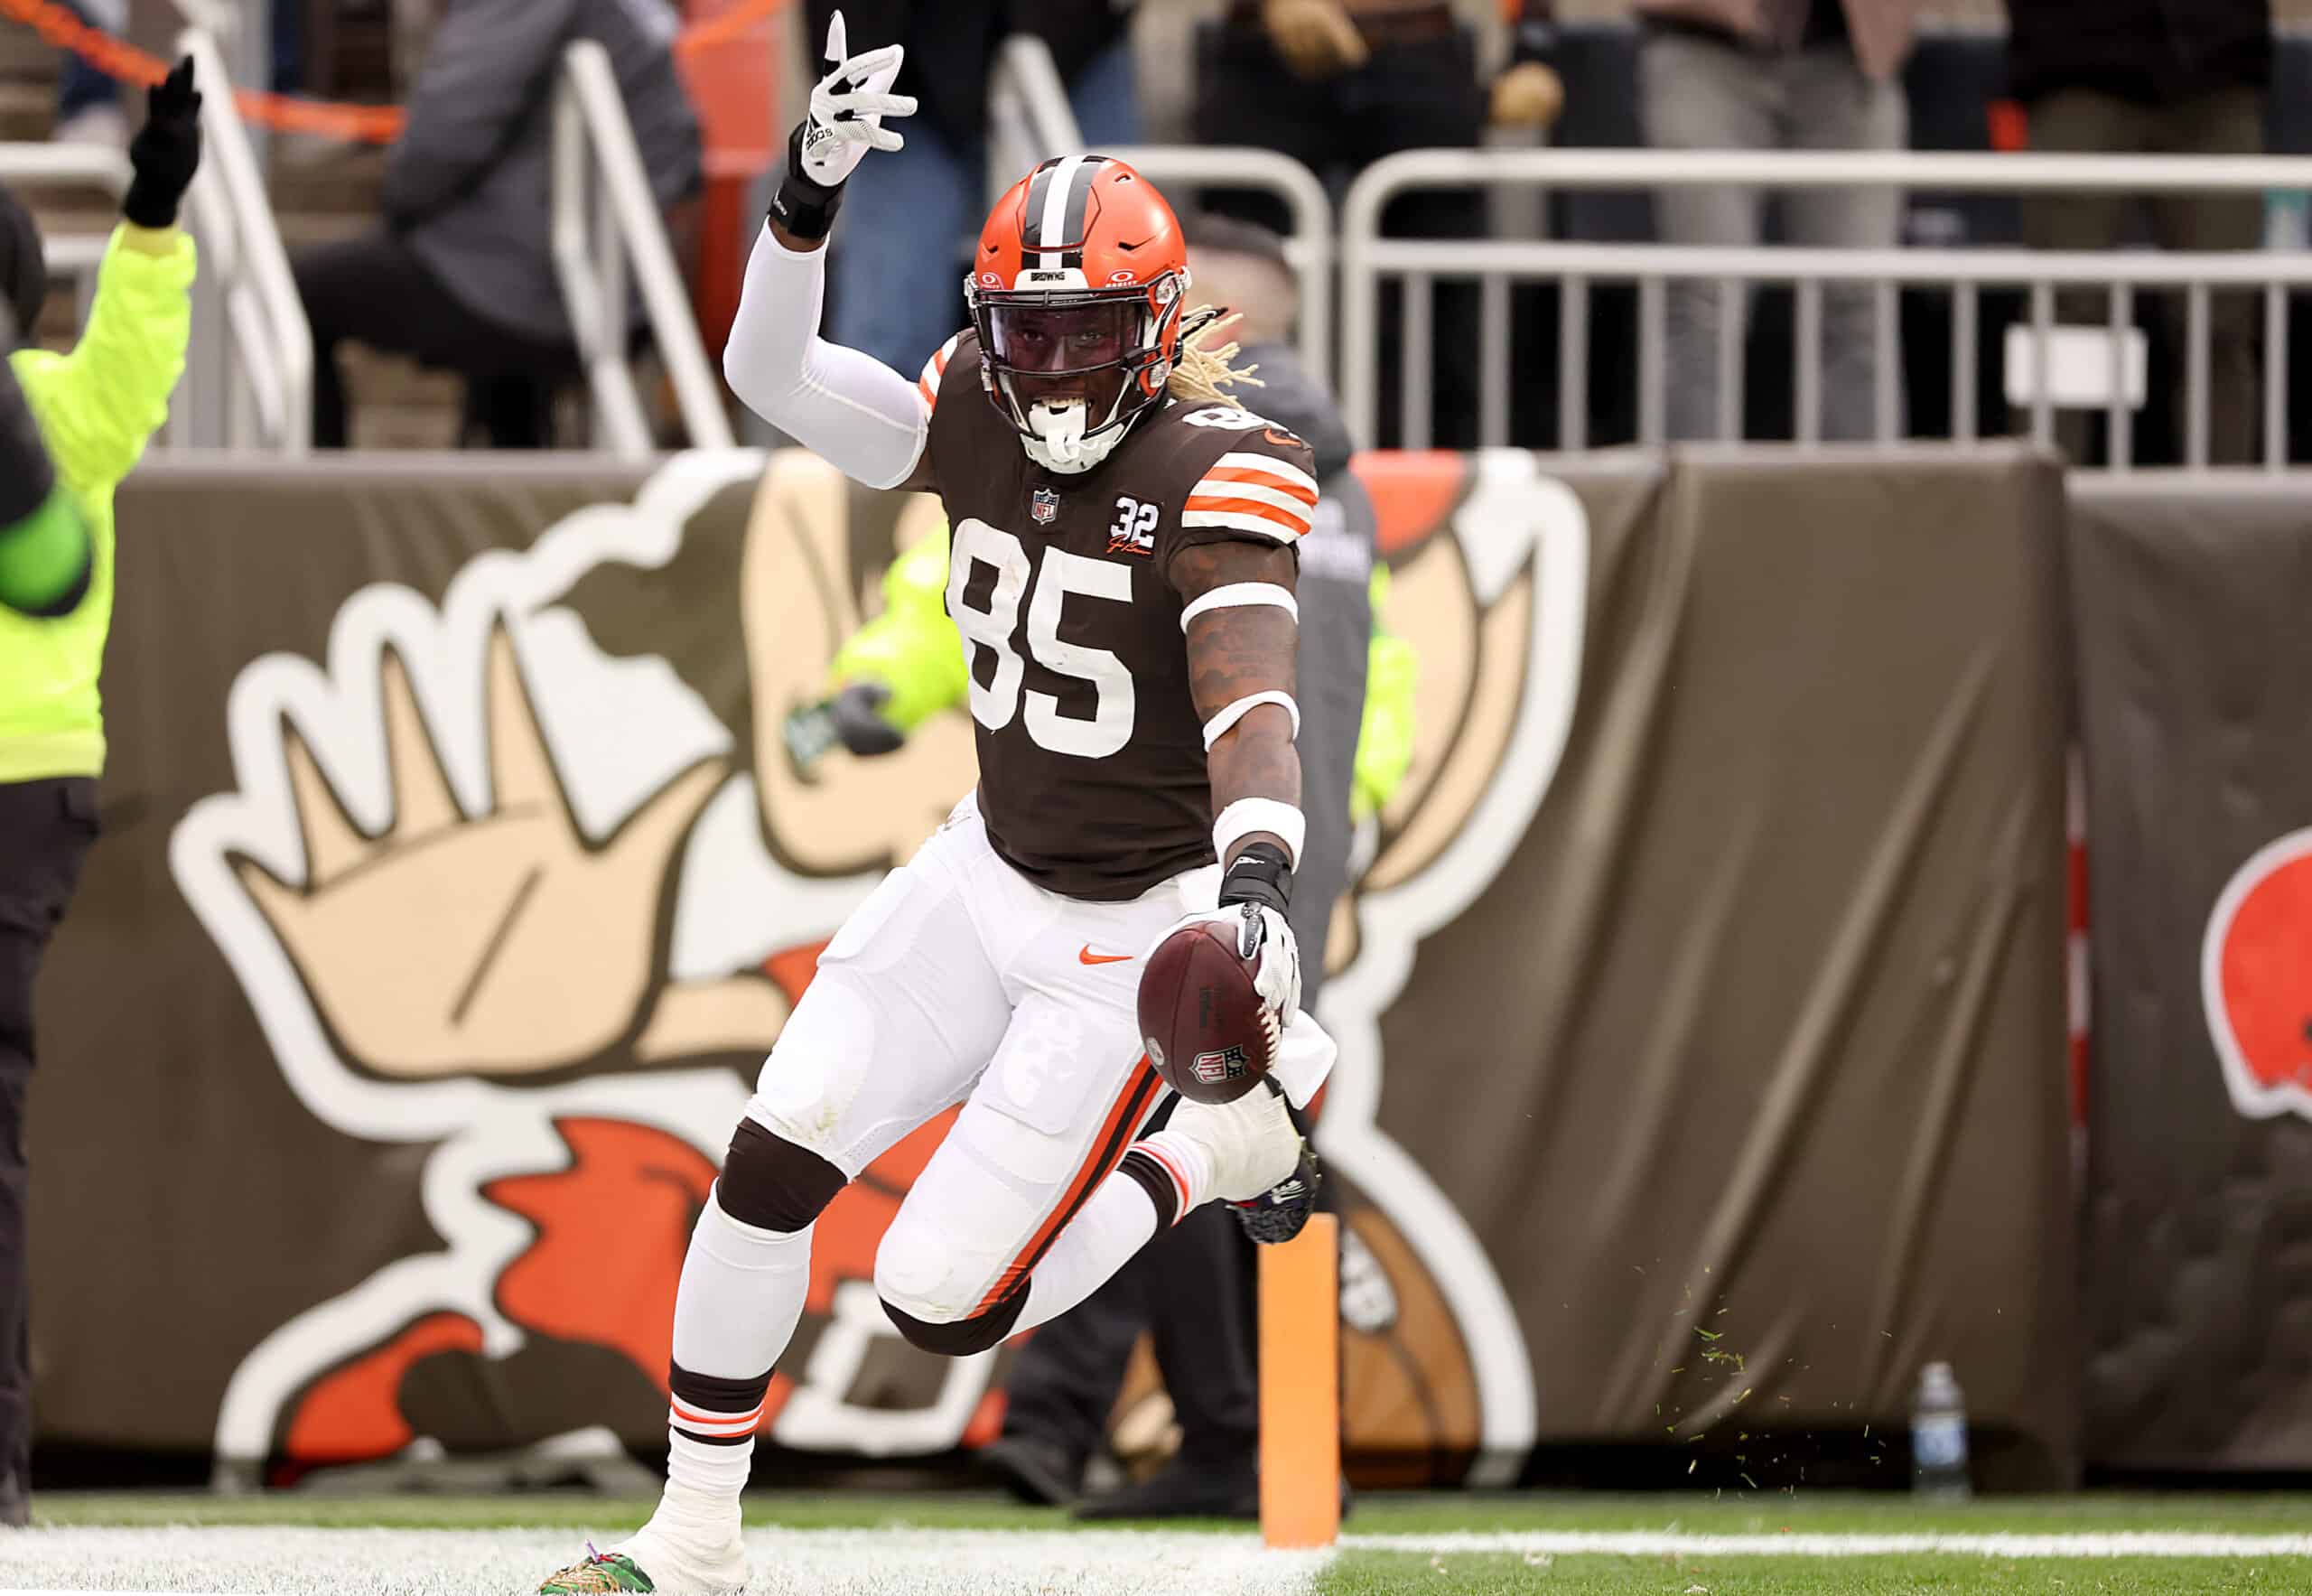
[966,155,1207,475]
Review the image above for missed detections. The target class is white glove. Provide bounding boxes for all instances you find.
[1167,902,1301,1031]
[797,10,918,189]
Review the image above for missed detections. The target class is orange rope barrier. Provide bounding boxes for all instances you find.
[0,0,788,145]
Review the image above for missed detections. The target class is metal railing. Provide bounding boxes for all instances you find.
[551,37,735,459]
[977,49,1336,385]
[986,33,1082,207]
[175,26,312,454]
[3,145,128,332]
[1104,145,1335,390]
[0,38,312,455]
[1341,148,2312,470]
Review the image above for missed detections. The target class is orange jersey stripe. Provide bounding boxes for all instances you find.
[1184,495,1314,533]
[1197,466,1319,505]
[972,1063,1161,1316]
[918,335,959,411]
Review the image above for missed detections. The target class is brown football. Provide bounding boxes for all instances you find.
[1137,917,1275,1105]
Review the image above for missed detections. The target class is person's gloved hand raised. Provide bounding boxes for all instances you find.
[123,56,202,230]
[797,11,916,188]
[769,10,918,242]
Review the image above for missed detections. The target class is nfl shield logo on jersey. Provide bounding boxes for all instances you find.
[1031,487,1059,526]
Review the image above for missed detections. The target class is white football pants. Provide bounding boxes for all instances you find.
[745,790,1330,1325]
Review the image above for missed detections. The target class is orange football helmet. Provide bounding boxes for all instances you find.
[966,154,1192,474]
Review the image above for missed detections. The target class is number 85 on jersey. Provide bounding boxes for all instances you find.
[945,517,1137,761]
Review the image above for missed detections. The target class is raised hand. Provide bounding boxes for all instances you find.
[800,9,917,183]
[124,55,202,229]
[232,625,726,1078]
[770,9,917,242]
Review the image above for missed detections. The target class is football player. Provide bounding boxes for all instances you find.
[541,14,1333,1592]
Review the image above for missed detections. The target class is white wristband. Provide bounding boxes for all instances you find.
[1215,798,1305,869]
[1180,583,1299,633]
[1201,690,1300,751]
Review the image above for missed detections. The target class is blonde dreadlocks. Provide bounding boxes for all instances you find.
[1167,306,1264,408]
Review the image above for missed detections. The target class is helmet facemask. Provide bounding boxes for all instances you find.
[968,270,1187,475]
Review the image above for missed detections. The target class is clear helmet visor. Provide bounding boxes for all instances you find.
[969,275,1183,473]
[984,299,1139,420]
[985,299,1134,370]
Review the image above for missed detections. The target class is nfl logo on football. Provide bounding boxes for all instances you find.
[1031,487,1059,526]
[1192,1045,1249,1086]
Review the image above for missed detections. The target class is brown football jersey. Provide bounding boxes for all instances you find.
[918,331,1319,901]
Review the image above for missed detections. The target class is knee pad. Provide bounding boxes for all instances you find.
[880,1279,1030,1358]
[714,1116,845,1234]
[873,1202,1030,1355]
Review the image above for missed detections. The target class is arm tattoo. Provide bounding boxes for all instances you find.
[1174,541,1301,861]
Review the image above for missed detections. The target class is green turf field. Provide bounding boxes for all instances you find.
[14,1490,2311,1593]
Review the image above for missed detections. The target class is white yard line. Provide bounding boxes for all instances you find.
[1343,1530,2312,1559]
[3,1523,2308,1595]
[0,1526,1333,1596]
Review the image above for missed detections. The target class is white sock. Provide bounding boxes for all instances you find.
[1012,1165,1162,1334]
[637,1188,813,1553]
[1132,1127,1217,1214]
[641,1432,753,1555]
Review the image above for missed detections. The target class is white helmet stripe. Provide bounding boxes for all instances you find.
[1037,154,1088,270]
[1058,157,1102,267]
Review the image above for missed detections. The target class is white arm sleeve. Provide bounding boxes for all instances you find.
[722,222,930,491]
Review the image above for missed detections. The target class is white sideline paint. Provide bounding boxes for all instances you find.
[0,1526,1332,1596]
[1345,1530,2312,1559]
[2,1524,2307,1594]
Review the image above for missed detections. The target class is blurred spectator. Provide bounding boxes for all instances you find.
[0,385,90,622]
[1195,1,1564,448]
[293,0,702,449]
[797,1,1143,383]
[0,59,200,1524]
[51,0,126,149]
[0,275,92,622]
[2009,0,2270,465]
[50,2,303,148]
[1636,0,1920,443]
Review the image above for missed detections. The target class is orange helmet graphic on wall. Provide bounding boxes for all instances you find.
[2205,827,2312,1120]
[967,155,1191,475]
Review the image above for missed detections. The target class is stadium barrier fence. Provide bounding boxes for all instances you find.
[1341,147,2312,470]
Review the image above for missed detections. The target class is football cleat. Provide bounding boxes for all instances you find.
[537,1546,655,1594]
[538,1533,746,1596]
[1227,1080,1321,1246]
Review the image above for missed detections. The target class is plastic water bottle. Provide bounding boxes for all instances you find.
[1911,1361,1972,1500]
